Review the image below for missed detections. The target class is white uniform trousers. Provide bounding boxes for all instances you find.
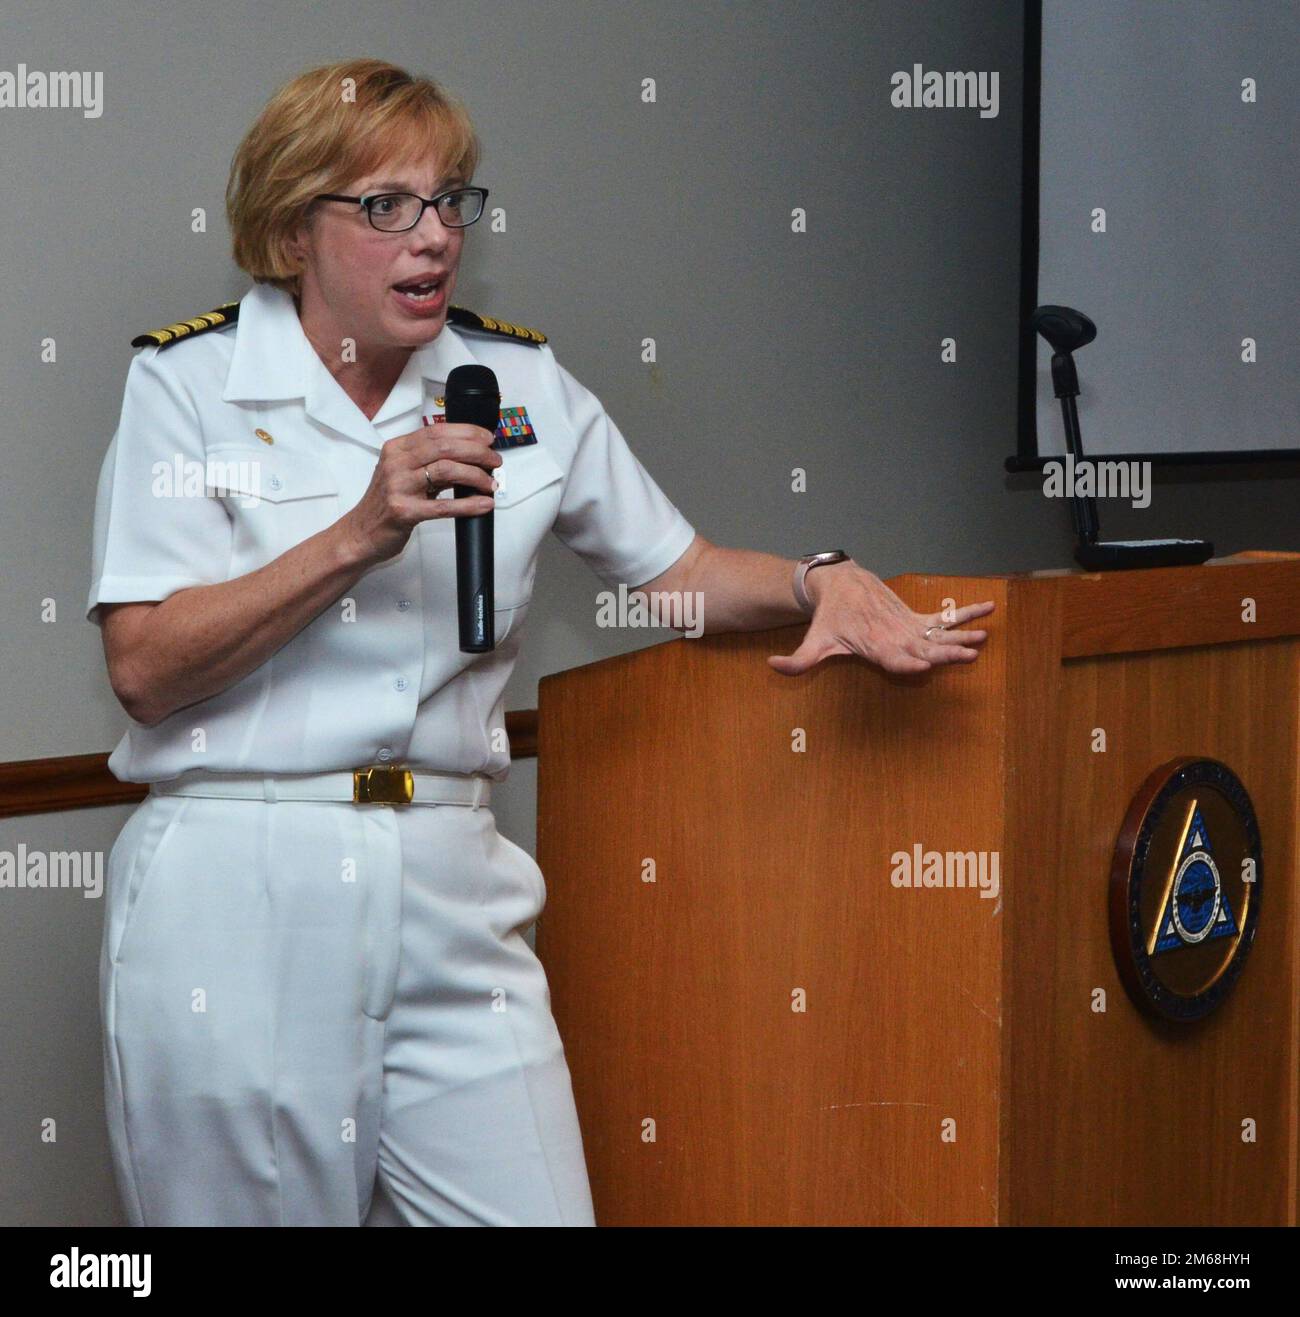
[98,790,596,1226]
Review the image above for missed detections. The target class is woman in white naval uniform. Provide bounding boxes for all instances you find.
[87,59,995,1227]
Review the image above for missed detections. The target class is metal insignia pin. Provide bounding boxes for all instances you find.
[255,429,274,445]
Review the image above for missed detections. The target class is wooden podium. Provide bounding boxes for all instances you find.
[534,552,1300,1226]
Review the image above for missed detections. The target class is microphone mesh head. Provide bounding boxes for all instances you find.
[446,364,499,397]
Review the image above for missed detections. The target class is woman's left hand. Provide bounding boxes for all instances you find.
[768,561,994,677]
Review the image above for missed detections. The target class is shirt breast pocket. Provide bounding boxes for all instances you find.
[206,444,341,572]
[491,445,565,610]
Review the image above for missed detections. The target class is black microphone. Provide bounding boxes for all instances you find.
[444,363,499,652]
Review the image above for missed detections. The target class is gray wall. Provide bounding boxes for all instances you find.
[0,0,1295,1226]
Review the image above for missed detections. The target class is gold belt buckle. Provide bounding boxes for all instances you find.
[353,765,414,805]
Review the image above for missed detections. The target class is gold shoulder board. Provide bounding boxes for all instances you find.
[131,300,242,350]
[447,305,547,345]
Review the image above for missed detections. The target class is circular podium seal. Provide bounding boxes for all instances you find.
[1109,757,1261,1023]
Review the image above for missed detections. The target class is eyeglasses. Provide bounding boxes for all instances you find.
[314,186,489,232]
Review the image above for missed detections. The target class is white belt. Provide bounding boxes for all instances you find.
[149,765,491,808]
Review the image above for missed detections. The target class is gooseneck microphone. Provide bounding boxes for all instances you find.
[444,363,499,652]
[1028,304,1212,572]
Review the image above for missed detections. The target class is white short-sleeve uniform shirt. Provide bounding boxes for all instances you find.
[86,283,696,784]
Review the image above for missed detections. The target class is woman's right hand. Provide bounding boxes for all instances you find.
[338,421,503,566]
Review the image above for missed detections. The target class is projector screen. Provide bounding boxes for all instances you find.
[1015,0,1298,466]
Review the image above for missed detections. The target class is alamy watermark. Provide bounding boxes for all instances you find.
[152,455,263,507]
[50,1249,150,1296]
[0,64,102,118]
[890,844,1000,901]
[1042,453,1151,509]
[890,64,999,118]
[0,846,103,899]
[596,585,704,637]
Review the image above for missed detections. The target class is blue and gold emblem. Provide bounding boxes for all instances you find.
[1150,802,1239,954]
[1110,758,1261,1022]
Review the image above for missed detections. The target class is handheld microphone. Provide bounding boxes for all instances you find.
[444,363,499,652]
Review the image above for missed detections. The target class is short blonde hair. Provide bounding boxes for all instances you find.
[226,58,481,295]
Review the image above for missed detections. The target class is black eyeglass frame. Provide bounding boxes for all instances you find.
[313,186,489,232]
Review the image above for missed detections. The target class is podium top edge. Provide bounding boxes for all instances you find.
[889,551,1300,657]
[893,550,1300,585]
